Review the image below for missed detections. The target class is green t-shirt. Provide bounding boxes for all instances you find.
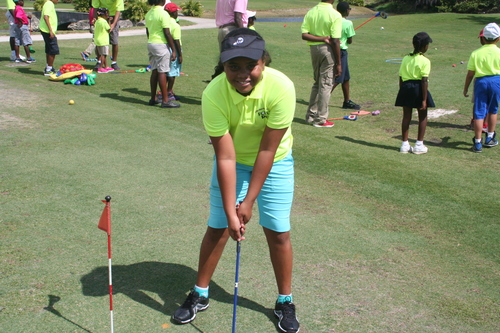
[94,17,110,46]
[467,44,500,77]
[339,17,355,50]
[145,6,172,44]
[202,67,295,166]
[399,53,431,81]
[92,0,124,16]
[170,17,181,46]
[301,2,342,46]
[39,0,57,34]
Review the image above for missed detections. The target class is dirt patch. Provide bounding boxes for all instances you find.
[427,109,458,119]
[0,81,39,130]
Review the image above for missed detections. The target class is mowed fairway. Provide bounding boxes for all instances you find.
[1,10,500,333]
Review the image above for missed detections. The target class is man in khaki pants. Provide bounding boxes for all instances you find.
[301,0,342,127]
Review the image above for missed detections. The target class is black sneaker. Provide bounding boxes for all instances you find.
[93,62,101,71]
[484,132,498,147]
[172,290,209,324]
[274,301,300,333]
[342,100,361,110]
[111,63,121,71]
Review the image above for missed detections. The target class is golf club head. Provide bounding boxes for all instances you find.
[346,115,358,121]
[380,11,388,19]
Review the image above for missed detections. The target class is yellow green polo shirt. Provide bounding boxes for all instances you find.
[399,53,431,81]
[340,17,355,50]
[39,0,57,34]
[92,0,123,16]
[94,17,110,46]
[301,2,342,46]
[7,0,15,10]
[202,67,295,166]
[170,17,181,46]
[145,5,172,44]
[467,44,500,77]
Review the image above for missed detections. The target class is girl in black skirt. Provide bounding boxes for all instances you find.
[395,32,435,154]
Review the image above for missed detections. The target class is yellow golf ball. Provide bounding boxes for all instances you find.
[69,100,75,105]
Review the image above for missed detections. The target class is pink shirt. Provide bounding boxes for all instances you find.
[215,0,248,28]
[14,5,28,25]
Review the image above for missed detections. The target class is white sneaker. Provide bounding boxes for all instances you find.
[400,143,413,153]
[413,144,428,154]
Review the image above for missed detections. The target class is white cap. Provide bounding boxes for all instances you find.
[247,10,256,18]
[483,22,500,39]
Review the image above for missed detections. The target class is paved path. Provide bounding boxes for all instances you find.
[0,17,216,43]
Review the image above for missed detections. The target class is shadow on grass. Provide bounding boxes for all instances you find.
[99,93,146,105]
[81,262,277,329]
[17,67,43,76]
[121,88,202,106]
[44,295,93,332]
[457,15,497,26]
[336,135,396,151]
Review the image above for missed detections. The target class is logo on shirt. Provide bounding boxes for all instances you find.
[256,108,269,119]
[233,37,244,46]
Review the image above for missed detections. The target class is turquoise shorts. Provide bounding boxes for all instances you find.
[208,152,294,232]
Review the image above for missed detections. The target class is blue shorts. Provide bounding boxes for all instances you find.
[334,49,350,84]
[208,152,294,232]
[473,75,500,119]
[168,49,182,77]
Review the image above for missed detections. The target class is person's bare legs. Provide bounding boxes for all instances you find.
[401,107,413,142]
[417,108,428,141]
[264,228,293,295]
[487,113,497,134]
[196,227,230,288]
[341,80,350,103]
[474,118,484,140]
[46,54,55,68]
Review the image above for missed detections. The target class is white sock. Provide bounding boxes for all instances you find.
[488,132,494,138]
[402,140,409,146]
[46,65,52,70]
[11,50,16,57]
[416,140,424,146]
[475,138,482,143]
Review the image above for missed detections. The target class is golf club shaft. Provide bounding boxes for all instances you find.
[232,241,241,333]
[355,15,377,30]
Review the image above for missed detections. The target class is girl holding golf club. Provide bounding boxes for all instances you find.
[395,32,435,154]
[172,28,300,333]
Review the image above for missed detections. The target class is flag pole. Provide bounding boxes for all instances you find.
[98,195,114,333]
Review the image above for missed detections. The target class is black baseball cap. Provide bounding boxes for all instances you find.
[220,28,266,63]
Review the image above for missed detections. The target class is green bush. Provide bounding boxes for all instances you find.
[122,0,150,23]
[437,0,499,13]
[33,0,46,11]
[73,0,91,12]
[181,0,203,17]
[348,0,364,7]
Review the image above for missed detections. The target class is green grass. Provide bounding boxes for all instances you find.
[1,11,500,333]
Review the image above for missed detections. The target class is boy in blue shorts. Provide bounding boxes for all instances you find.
[463,22,500,153]
[165,2,182,101]
[172,28,300,333]
[332,1,360,110]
